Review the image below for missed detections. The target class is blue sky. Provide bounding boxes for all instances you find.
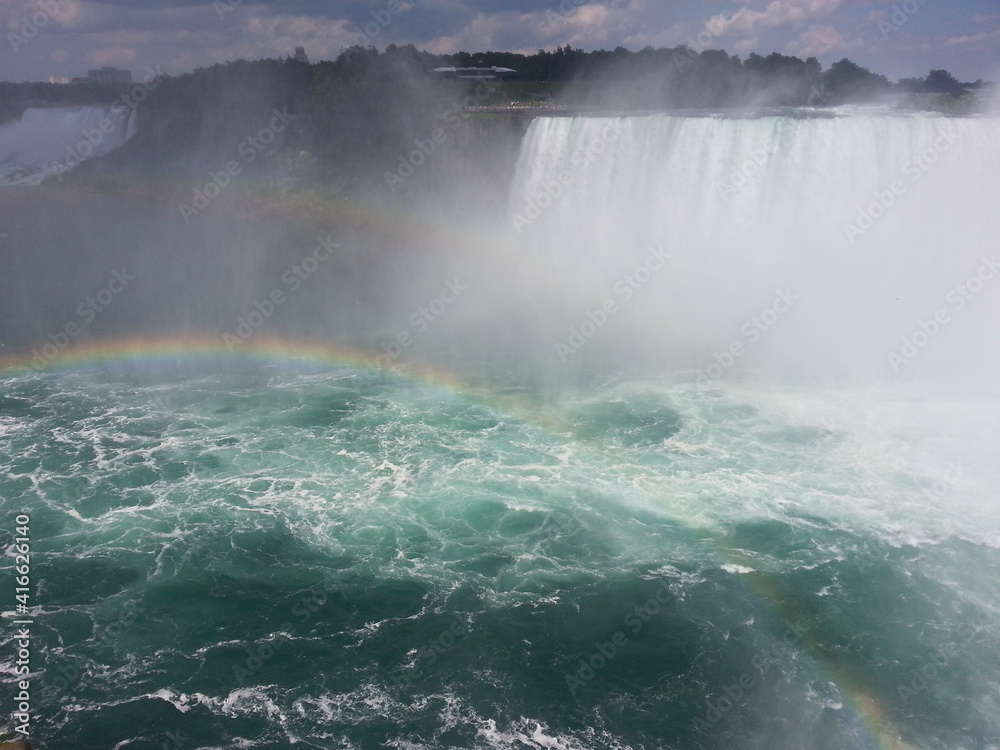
[2,0,997,83]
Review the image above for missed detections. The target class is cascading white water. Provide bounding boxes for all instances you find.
[2,105,1000,750]
[0,105,137,185]
[507,112,1000,391]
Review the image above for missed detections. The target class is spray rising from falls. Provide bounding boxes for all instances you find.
[2,111,1000,750]
[0,105,136,185]
[506,112,1000,390]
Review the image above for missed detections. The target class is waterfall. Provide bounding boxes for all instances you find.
[0,105,137,185]
[506,112,1000,389]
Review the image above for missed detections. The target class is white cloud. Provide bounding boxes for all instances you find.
[711,0,843,36]
[785,23,861,56]
[1,0,995,84]
[945,29,1000,47]
[621,22,689,50]
[732,37,759,53]
[2,0,87,31]
[554,3,643,48]
[239,11,357,55]
[169,12,358,67]
[555,4,615,37]
[424,0,655,54]
[424,12,510,54]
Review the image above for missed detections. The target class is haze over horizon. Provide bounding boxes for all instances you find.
[1,0,997,85]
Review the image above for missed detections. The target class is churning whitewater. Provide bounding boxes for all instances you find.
[2,110,999,750]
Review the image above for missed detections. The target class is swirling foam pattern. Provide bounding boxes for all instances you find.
[2,364,998,749]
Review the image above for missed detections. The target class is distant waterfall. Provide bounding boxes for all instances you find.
[507,112,1000,388]
[0,105,137,185]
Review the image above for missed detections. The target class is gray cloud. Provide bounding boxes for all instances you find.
[1,0,996,82]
